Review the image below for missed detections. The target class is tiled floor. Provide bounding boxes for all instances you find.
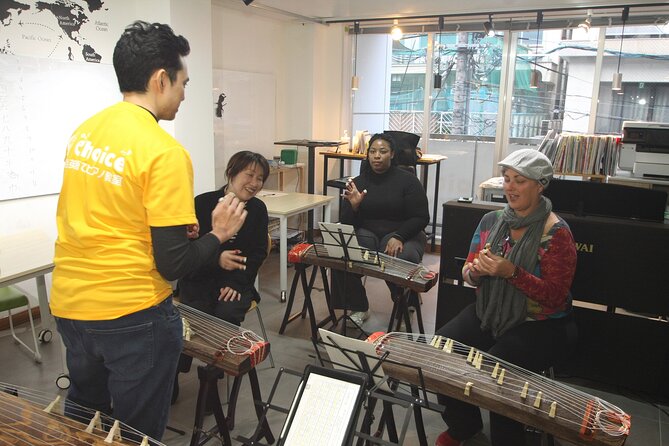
[1,249,667,445]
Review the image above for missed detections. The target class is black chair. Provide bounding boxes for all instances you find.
[383,130,420,173]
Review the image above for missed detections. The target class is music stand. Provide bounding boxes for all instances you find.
[315,328,442,446]
[318,222,380,336]
[236,365,369,446]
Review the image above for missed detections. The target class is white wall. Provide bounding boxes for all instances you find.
[1,0,214,305]
[211,4,345,204]
[171,0,215,195]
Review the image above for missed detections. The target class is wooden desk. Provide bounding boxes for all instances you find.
[320,151,447,251]
[0,231,54,331]
[268,163,305,192]
[258,191,335,302]
[274,140,345,242]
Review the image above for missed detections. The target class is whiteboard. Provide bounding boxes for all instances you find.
[212,69,275,188]
[0,54,120,201]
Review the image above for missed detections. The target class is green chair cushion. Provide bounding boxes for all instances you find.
[0,286,29,312]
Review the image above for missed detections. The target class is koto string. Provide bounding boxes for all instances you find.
[378,333,615,423]
[310,244,433,281]
[374,333,629,436]
[0,382,164,445]
[0,395,154,445]
[0,383,160,442]
[176,302,266,355]
[378,333,629,435]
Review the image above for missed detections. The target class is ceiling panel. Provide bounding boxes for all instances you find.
[236,0,669,22]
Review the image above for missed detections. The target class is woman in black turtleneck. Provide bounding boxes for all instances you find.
[332,132,430,326]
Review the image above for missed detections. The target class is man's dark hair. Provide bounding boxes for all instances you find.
[225,151,270,184]
[113,21,190,93]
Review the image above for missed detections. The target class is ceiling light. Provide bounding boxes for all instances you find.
[434,16,444,90]
[483,14,495,37]
[530,11,543,89]
[612,7,629,91]
[390,19,403,40]
[578,9,592,32]
[352,21,360,91]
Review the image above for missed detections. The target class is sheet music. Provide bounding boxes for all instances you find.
[318,222,366,262]
[319,329,390,392]
[282,373,361,446]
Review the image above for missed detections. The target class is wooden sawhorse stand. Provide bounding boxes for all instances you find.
[189,365,274,446]
[279,262,336,339]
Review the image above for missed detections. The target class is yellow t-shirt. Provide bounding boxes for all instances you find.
[50,102,196,320]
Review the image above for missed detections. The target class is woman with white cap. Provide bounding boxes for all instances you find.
[434,149,578,446]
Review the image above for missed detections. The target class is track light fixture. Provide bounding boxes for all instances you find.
[352,21,360,91]
[612,6,629,91]
[390,19,403,40]
[483,14,495,37]
[578,9,593,31]
[434,16,444,90]
[530,11,543,89]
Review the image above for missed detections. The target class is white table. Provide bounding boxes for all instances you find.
[0,231,55,332]
[258,191,334,301]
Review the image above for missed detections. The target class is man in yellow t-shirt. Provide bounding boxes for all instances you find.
[50,21,246,441]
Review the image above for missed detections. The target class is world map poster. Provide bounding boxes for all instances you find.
[0,0,114,62]
[0,0,126,200]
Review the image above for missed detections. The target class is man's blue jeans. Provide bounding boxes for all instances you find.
[55,296,183,440]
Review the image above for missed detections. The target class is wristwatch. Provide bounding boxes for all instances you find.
[508,265,519,280]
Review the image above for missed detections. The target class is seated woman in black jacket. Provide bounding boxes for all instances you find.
[173,151,269,402]
[177,150,270,325]
[332,132,430,326]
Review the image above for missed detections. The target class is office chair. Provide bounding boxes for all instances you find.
[0,286,41,363]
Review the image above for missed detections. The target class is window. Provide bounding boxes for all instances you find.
[431,32,503,138]
[347,12,669,229]
[595,25,669,133]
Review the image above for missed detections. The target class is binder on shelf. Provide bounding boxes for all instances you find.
[539,132,621,177]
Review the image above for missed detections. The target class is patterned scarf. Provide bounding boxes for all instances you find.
[476,196,552,337]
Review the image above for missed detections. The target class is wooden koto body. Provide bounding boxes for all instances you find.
[373,332,630,446]
[0,384,163,445]
[288,243,438,293]
[176,302,269,377]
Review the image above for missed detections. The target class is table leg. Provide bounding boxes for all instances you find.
[35,275,52,330]
[324,202,331,223]
[322,155,329,199]
[431,162,441,251]
[280,215,288,302]
[307,146,315,243]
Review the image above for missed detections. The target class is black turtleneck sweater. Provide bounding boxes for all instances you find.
[341,165,429,242]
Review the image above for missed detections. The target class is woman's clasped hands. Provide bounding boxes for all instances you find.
[469,246,515,279]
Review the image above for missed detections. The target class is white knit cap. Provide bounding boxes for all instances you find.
[498,149,553,186]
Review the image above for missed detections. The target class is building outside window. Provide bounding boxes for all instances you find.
[349,15,669,237]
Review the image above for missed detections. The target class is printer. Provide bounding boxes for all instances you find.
[620,121,669,179]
